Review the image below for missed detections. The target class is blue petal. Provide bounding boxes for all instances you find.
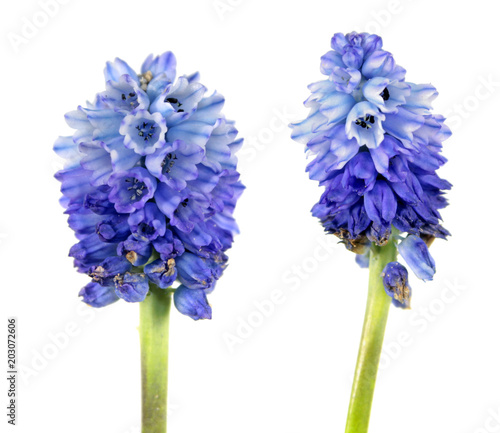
[176,252,218,290]
[65,107,91,130]
[154,182,183,219]
[404,83,438,115]
[79,282,119,308]
[68,208,105,239]
[84,108,124,142]
[342,45,363,69]
[362,50,395,78]
[144,259,177,289]
[320,51,345,75]
[141,52,177,81]
[117,236,153,266]
[114,273,149,303]
[173,285,212,320]
[55,166,94,204]
[364,180,397,225]
[54,136,80,169]
[104,58,139,83]
[319,91,356,125]
[79,142,113,186]
[167,121,213,148]
[289,106,328,144]
[69,233,118,272]
[345,101,385,149]
[398,235,436,281]
[382,262,411,308]
[190,92,225,125]
[383,108,424,146]
[103,137,142,172]
[331,33,348,53]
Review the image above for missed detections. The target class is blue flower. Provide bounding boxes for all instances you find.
[128,202,167,242]
[173,285,212,320]
[117,236,153,267]
[89,256,132,287]
[115,273,150,303]
[96,215,130,243]
[345,102,385,148]
[382,262,411,309]
[108,167,157,214]
[144,259,177,289]
[398,235,436,281]
[79,282,119,308]
[290,32,451,306]
[331,67,361,94]
[176,252,226,290]
[120,110,168,156]
[145,139,204,191]
[55,51,243,319]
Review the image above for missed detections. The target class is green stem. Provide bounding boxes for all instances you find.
[345,240,397,433]
[140,284,172,433]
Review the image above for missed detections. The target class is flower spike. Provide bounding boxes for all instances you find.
[55,52,244,319]
[290,31,452,433]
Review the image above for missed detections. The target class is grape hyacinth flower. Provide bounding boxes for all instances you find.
[54,51,244,433]
[290,32,451,433]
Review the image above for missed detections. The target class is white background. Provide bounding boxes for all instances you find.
[1,1,499,432]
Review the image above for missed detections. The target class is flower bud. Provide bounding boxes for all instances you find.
[382,262,411,309]
[173,285,212,320]
[398,235,436,281]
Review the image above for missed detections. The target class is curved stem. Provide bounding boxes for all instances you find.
[345,241,397,433]
[140,284,172,433]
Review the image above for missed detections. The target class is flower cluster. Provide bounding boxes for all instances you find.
[55,52,244,320]
[290,32,451,308]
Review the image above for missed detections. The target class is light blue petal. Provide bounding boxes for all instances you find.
[319,91,356,125]
[167,121,213,148]
[104,58,139,83]
[398,235,436,281]
[79,142,113,186]
[383,108,424,145]
[404,83,438,115]
[290,106,328,144]
[103,136,141,172]
[190,92,225,125]
[155,182,183,219]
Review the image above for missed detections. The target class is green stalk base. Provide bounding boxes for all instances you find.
[140,285,172,433]
[345,241,398,433]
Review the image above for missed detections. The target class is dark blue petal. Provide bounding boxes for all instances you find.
[364,180,397,225]
[144,259,177,289]
[117,236,153,266]
[382,262,411,309]
[79,282,119,308]
[173,285,212,320]
[128,202,166,242]
[176,252,225,290]
[108,167,157,214]
[89,256,132,287]
[114,273,149,303]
